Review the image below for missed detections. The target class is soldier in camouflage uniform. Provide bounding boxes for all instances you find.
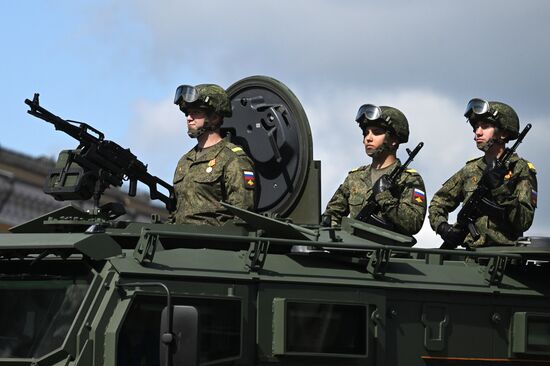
[171,84,255,225]
[324,104,427,236]
[429,99,537,247]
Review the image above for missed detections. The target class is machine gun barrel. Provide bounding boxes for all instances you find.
[440,123,532,249]
[355,142,423,223]
[25,93,176,212]
[25,94,105,145]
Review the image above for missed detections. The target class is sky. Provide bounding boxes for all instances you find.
[1,0,549,247]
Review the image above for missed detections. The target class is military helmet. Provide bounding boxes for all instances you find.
[464,99,519,140]
[174,84,232,118]
[355,104,409,143]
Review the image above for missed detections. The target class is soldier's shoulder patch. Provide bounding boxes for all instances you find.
[243,170,255,189]
[412,187,426,205]
[527,161,537,173]
[226,144,249,158]
[231,146,244,153]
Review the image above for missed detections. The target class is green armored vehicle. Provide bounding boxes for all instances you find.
[1,77,549,366]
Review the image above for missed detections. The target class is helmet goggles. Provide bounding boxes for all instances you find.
[174,84,199,105]
[355,104,391,125]
[464,98,499,121]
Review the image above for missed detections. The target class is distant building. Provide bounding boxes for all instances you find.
[0,146,168,232]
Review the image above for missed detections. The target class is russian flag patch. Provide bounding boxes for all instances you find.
[412,188,426,204]
[243,170,255,189]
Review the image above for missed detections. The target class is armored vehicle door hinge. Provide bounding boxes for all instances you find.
[134,229,162,264]
[370,308,382,339]
[366,248,391,276]
[246,239,269,272]
[421,304,449,351]
[485,256,508,286]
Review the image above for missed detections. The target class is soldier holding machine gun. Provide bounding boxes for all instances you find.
[429,99,537,248]
[324,104,427,236]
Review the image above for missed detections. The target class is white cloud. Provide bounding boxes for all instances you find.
[126,96,193,182]
[90,0,550,113]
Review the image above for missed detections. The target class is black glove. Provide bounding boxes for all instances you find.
[483,162,507,190]
[320,214,332,227]
[437,222,464,246]
[372,175,393,197]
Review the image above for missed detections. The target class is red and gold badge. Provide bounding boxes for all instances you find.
[412,188,426,204]
[243,170,255,189]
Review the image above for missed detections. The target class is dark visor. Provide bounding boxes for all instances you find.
[174,85,199,105]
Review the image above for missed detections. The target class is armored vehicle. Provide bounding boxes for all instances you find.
[1,76,549,366]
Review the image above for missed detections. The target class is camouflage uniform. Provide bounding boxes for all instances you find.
[172,138,255,226]
[429,154,537,247]
[325,160,427,235]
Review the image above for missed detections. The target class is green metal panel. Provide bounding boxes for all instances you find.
[272,298,286,355]
[0,233,121,259]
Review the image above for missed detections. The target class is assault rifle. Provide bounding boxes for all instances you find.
[440,123,532,249]
[25,93,176,213]
[355,142,424,225]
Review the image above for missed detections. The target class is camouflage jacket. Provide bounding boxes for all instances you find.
[171,138,256,225]
[324,160,427,235]
[429,154,538,247]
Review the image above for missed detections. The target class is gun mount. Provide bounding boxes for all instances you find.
[25,94,176,215]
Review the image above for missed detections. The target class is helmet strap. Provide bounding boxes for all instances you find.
[187,112,221,139]
[493,126,509,144]
[204,113,222,132]
[187,126,207,139]
[477,138,495,152]
[476,126,507,152]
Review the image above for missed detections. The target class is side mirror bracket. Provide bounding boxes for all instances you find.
[160,305,199,366]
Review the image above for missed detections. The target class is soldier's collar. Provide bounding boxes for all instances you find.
[368,159,399,173]
[190,140,226,163]
[475,152,519,169]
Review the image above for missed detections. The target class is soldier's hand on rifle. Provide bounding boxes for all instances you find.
[320,214,332,227]
[437,222,463,246]
[373,175,393,197]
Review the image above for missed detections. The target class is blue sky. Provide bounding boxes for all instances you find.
[3,1,151,149]
[2,1,549,247]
